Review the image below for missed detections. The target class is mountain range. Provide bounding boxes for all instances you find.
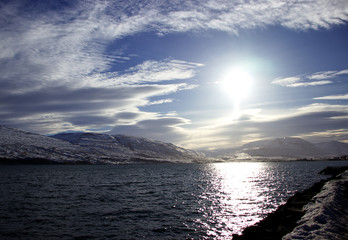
[1,125,347,164]
[213,137,348,161]
[0,125,205,164]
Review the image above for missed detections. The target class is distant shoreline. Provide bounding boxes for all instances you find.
[0,157,347,165]
[0,157,92,165]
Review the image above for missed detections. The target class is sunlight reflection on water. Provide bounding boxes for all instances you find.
[194,162,275,238]
[2,162,345,239]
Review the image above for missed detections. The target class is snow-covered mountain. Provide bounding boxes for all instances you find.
[216,137,348,160]
[243,137,321,159]
[2,125,346,163]
[315,141,348,156]
[241,139,272,149]
[0,125,86,163]
[0,126,205,164]
[53,132,204,163]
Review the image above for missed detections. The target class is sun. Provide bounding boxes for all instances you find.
[221,68,252,100]
[220,67,253,118]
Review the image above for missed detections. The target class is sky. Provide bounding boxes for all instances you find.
[1,0,348,150]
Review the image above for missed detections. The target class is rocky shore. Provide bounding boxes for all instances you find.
[233,166,348,240]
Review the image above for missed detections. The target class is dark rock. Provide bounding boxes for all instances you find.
[319,166,348,176]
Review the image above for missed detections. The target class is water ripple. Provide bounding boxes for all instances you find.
[1,161,347,239]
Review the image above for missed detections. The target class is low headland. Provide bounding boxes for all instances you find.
[233,166,348,240]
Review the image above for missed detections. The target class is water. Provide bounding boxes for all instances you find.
[0,161,347,239]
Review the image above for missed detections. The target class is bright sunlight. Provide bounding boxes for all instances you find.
[220,67,253,119]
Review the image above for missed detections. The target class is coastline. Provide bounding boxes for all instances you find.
[233,166,348,240]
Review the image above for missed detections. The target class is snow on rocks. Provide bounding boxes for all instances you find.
[282,170,348,240]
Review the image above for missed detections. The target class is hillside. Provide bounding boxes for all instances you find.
[215,137,348,160]
[243,137,321,159]
[0,126,205,164]
[315,141,348,156]
[52,132,204,163]
[1,125,347,163]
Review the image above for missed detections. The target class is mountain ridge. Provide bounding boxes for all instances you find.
[215,137,348,160]
[0,125,205,164]
[1,125,347,163]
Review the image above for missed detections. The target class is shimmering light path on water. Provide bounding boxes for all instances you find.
[188,162,312,238]
[0,161,347,239]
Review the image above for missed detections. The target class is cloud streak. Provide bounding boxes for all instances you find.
[81,59,203,88]
[272,77,333,87]
[307,69,348,80]
[187,103,348,149]
[272,69,348,87]
[152,0,348,33]
[110,117,191,143]
[314,94,348,100]
[0,83,192,134]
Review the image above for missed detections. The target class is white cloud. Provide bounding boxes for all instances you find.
[278,0,348,29]
[288,80,333,87]
[0,83,194,134]
[271,68,348,87]
[314,93,348,100]
[0,3,115,91]
[205,0,347,31]
[81,59,203,88]
[294,129,348,143]
[181,103,348,149]
[147,99,174,105]
[307,69,348,80]
[296,103,348,115]
[113,60,203,85]
[110,117,191,143]
[152,0,348,33]
[271,77,301,87]
[272,76,333,87]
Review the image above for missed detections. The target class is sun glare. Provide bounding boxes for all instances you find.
[220,67,253,119]
[221,68,252,100]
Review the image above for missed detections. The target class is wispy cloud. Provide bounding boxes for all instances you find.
[307,69,348,80]
[271,68,348,87]
[81,59,203,88]
[109,60,203,86]
[271,77,302,87]
[187,103,348,149]
[0,83,192,134]
[272,77,333,87]
[153,0,348,33]
[147,99,174,105]
[314,93,348,100]
[288,81,333,87]
[110,117,191,143]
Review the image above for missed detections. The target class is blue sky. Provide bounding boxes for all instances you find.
[1,0,348,149]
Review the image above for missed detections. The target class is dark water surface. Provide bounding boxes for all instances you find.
[1,161,347,239]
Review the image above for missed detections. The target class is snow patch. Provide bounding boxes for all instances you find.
[283,171,348,240]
